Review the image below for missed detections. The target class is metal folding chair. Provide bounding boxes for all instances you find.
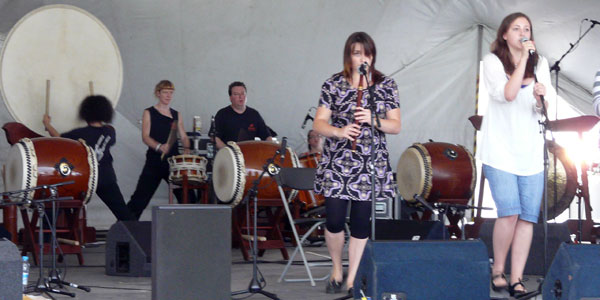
[274,167,328,286]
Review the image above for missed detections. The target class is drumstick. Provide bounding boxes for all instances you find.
[57,237,80,246]
[160,121,178,160]
[89,81,94,95]
[45,79,50,115]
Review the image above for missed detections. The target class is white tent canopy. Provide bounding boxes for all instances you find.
[0,0,598,228]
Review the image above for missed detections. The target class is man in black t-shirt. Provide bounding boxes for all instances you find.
[214,81,272,149]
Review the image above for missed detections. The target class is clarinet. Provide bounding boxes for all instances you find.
[351,75,365,151]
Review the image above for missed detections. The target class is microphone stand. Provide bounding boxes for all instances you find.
[231,145,283,300]
[44,186,91,295]
[337,71,381,300]
[548,20,597,244]
[363,73,382,240]
[1,181,88,299]
[518,70,552,300]
[517,20,599,300]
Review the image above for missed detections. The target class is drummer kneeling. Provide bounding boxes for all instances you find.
[43,95,135,221]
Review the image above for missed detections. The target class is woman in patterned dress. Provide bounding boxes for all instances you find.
[313,31,401,294]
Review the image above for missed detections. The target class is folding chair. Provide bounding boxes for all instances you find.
[274,167,335,286]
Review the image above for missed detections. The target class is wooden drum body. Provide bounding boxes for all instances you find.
[397,142,476,205]
[297,152,324,209]
[4,137,98,203]
[212,141,299,206]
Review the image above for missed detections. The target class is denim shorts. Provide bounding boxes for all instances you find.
[482,164,544,223]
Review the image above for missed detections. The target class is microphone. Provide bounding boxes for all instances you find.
[301,112,314,129]
[585,18,600,26]
[358,62,369,76]
[520,37,535,56]
[278,137,287,162]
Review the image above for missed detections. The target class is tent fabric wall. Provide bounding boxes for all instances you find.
[0,0,598,228]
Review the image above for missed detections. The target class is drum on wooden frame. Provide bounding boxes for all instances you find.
[4,137,98,203]
[212,141,299,206]
[168,154,208,185]
[396,142,476,205]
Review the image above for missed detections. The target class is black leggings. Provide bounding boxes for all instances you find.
[325,197,371,239]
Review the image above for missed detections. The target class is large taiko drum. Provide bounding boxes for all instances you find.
[0,4,123,135]
[396,142,476,205]
[545,141,577,220]
[168,154,208,185]
[212,141,299,206]
[297,152,324,209]
[4,137,98,203]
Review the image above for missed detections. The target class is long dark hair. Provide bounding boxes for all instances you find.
[491,12,538,78]
[341,32,384,84]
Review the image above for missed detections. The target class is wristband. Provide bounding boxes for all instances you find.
[155,143,162,152]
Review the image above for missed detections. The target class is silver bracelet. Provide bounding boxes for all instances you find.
[155,143,162,152]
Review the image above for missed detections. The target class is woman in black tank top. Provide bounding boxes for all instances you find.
[127,80,196,220]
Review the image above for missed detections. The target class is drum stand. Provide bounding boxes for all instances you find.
[232,148,283,300]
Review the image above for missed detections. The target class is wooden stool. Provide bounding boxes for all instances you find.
[20,200,86,265]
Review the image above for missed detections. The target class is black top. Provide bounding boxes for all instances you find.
[214,106,270,143]
[62,125,116,181]
[146,106,179,159]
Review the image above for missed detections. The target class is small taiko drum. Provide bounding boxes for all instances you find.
[167,154,208,185]
[212,141,299,206]
[396,142,476,205]
[297,152,324,209]
[4,137,98,203]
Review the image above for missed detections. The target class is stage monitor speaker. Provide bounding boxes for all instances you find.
[542,243,600,300]
[375,219,448,240]
[105,221,151,277]
[152,205,231,300]
[0,238,21,300]
[477,219,571,276]
[354,239,490,300]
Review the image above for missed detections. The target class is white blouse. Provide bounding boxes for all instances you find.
[478,53,554,176]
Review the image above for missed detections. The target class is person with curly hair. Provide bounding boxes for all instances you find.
[44,95,135,221]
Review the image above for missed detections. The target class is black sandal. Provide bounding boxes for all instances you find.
[325,279,343,294]
[491,273,508,291]
[508,279,527,297]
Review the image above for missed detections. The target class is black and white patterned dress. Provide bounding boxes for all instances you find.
[314,73,400,201]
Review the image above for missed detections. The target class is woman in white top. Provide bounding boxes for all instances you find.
[479,12,553,296]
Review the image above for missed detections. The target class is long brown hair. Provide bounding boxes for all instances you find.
[341,32,384,84]
[491,12,538,78]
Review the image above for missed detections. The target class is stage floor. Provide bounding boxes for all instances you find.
[24,241,541,300]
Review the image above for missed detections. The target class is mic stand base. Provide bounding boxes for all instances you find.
[231,155,281,300]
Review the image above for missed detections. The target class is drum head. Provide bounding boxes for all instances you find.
[396,146,429,201]
[213,143,246,205]
[4,139,38,200]
[0,5,123,135]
